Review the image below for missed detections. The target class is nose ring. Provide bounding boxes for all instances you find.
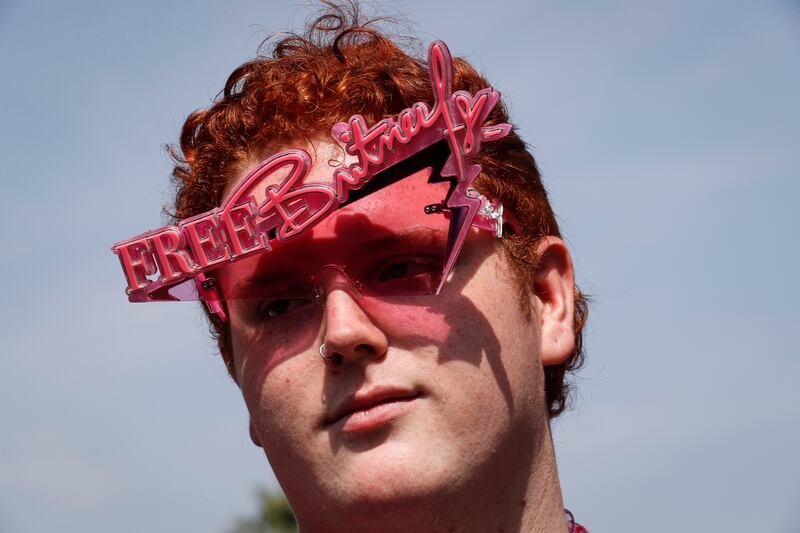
[319,343,334,360]
[319,344,343,364]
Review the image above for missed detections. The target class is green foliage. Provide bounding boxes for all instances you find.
[227,487,298,533]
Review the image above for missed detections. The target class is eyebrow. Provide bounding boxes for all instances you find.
[229,226,448,297]
[230,270,305,299]
[355,226,448,254]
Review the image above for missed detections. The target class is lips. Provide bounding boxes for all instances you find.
[325,387,422,427]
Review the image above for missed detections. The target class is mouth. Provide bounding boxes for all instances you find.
[325,389,423,433]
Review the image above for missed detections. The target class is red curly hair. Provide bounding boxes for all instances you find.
[168,4,588,418]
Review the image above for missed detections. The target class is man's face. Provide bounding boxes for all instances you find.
[216,140,554,517]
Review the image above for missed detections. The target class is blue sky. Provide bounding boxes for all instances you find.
[1,1,798,531]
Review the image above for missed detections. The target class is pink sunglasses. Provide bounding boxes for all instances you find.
[112,40,512,322]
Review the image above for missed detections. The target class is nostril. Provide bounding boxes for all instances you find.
[324,352,344,365]
[355,344,376,355]
[320,344,344,365]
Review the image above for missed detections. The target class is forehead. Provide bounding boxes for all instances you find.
[225,140,344,198]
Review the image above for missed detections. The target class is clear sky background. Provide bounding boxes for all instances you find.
[1,1,798,532]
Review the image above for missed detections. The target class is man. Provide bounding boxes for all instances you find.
[113,7,588,532]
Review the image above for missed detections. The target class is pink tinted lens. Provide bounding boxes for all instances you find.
[220,169,453,304]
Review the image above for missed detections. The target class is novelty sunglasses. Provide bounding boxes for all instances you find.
[112,40,512,322]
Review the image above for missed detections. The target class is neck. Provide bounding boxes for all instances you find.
[298,424,567,533]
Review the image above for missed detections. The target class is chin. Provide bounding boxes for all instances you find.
[322,435,469,509]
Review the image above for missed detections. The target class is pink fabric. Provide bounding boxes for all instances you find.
[565,509,589,532]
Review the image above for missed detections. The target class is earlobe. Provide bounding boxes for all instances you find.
[531,236,576,366]
[249,419,263,448]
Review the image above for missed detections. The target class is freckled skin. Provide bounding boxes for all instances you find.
[218,140,574,533]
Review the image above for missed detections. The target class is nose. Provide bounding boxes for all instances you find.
[318,269,389,365]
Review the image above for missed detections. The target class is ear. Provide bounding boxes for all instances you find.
[530,236,576,366]
[249,418,263,448]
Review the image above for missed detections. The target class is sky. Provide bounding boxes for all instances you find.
[1,1,798,531]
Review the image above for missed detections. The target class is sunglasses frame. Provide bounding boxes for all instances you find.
[112,40,512,322]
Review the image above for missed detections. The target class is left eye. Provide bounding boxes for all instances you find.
[378,259,436,281]
[372,256,442,295]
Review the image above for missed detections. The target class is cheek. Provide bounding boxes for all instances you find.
[357,297,453,346]
[230,324,323,435]
[229,303,323,382]
[243,356,326,462]
[387,304,451,342]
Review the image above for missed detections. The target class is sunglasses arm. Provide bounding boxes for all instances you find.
[196,272,228,322]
